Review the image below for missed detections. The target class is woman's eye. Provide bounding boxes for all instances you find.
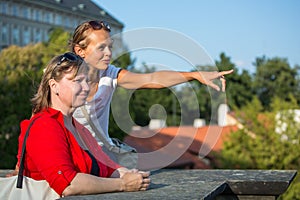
[73,77,83,82]
[99,45,105,51]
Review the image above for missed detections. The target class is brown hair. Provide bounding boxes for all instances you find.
[31,52,86,114]
[69,20,111,52]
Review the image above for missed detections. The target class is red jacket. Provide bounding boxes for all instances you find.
[17,108,120,196]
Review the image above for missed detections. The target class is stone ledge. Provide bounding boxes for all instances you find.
[1,169,297,200]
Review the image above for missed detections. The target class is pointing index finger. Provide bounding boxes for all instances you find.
[221,69,234,76]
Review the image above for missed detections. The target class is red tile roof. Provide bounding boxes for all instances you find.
[124,125,238,170]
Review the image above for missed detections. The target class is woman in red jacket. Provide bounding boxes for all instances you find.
[17,52,150,197]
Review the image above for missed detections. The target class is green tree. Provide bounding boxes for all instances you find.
[128,64,176,126]
[111,52,135,70]
[215,52,254,109]
[0,28,72,168]
[185,65,216,124]
[110,87,134,139]
[183,53,254,125]
[43,28,70,63]
[0,44,45,168]
[176,85,200,125]
[218,95,300,199]
[110,62,180,140]
[253,56,300,109]
[108,52,136,139]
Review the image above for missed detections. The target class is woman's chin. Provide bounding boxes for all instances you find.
[73,100,87,108]
[98,62,110,70]
[86,63,108,70]
[99,65,109,70]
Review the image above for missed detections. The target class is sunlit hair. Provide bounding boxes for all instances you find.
[69,20,111,52]
[31,52,87,114]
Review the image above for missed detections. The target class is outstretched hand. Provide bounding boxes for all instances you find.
[196,69,234,92]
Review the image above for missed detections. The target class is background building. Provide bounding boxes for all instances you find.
[0,0,125,57]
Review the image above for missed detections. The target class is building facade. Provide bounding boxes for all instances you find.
[0,0,125,57]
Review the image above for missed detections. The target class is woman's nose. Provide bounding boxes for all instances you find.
[104,46,112,56]
[83,80,90,92]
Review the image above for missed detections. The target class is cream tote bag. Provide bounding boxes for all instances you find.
[0,116,60,200]
[0,175,60,200]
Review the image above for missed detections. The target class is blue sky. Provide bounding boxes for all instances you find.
[93,0,300,74]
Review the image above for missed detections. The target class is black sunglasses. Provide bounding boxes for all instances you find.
[51,52,83,78]
[88,20,111,32]
[57,52,82,65]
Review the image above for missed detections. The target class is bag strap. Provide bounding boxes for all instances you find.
[17,116,41,189]
[80,106,114,151]
[85,150,100,176]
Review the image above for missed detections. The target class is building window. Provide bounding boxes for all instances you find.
[55,14,62,25]
[12,4,19,17]
[34,9,41,21]
[72,18,80,28]
[12,26,20,44]
[44,11,53,24]
[1,2,8,15]
[49,12,54,24]
[23,26,30,45]
[65,16,71,27]
[44,11,50,23]
[32,9,35,20]
[22,6,30,19]
[34,28,42,43]
[1,23,8,44]
[44,11,54,24]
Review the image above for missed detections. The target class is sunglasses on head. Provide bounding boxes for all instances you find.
[57,52,82,65]
[88,20,111,32]
[51,52,83,78]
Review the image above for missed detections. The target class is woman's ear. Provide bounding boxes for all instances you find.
[49,79,59,96]
[74,45,85,58]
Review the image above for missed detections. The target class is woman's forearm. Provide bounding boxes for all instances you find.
[144,71,194,89]
[62,173,123,196]
[118,70,194,89]
[118,69,233,91]
[62,170,150,196]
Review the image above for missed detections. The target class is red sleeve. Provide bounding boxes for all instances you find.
[26,117,77,195]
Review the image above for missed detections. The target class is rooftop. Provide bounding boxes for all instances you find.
[125,125,239,170]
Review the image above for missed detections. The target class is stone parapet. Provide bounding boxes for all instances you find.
[0,169,297,200]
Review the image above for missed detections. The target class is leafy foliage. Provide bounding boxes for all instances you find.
[111,52,135,70]
[218,96,300,199]
[0,44,45,168]
[216,52,254,109]
[253,56,300,109]
[0,29,69,168]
